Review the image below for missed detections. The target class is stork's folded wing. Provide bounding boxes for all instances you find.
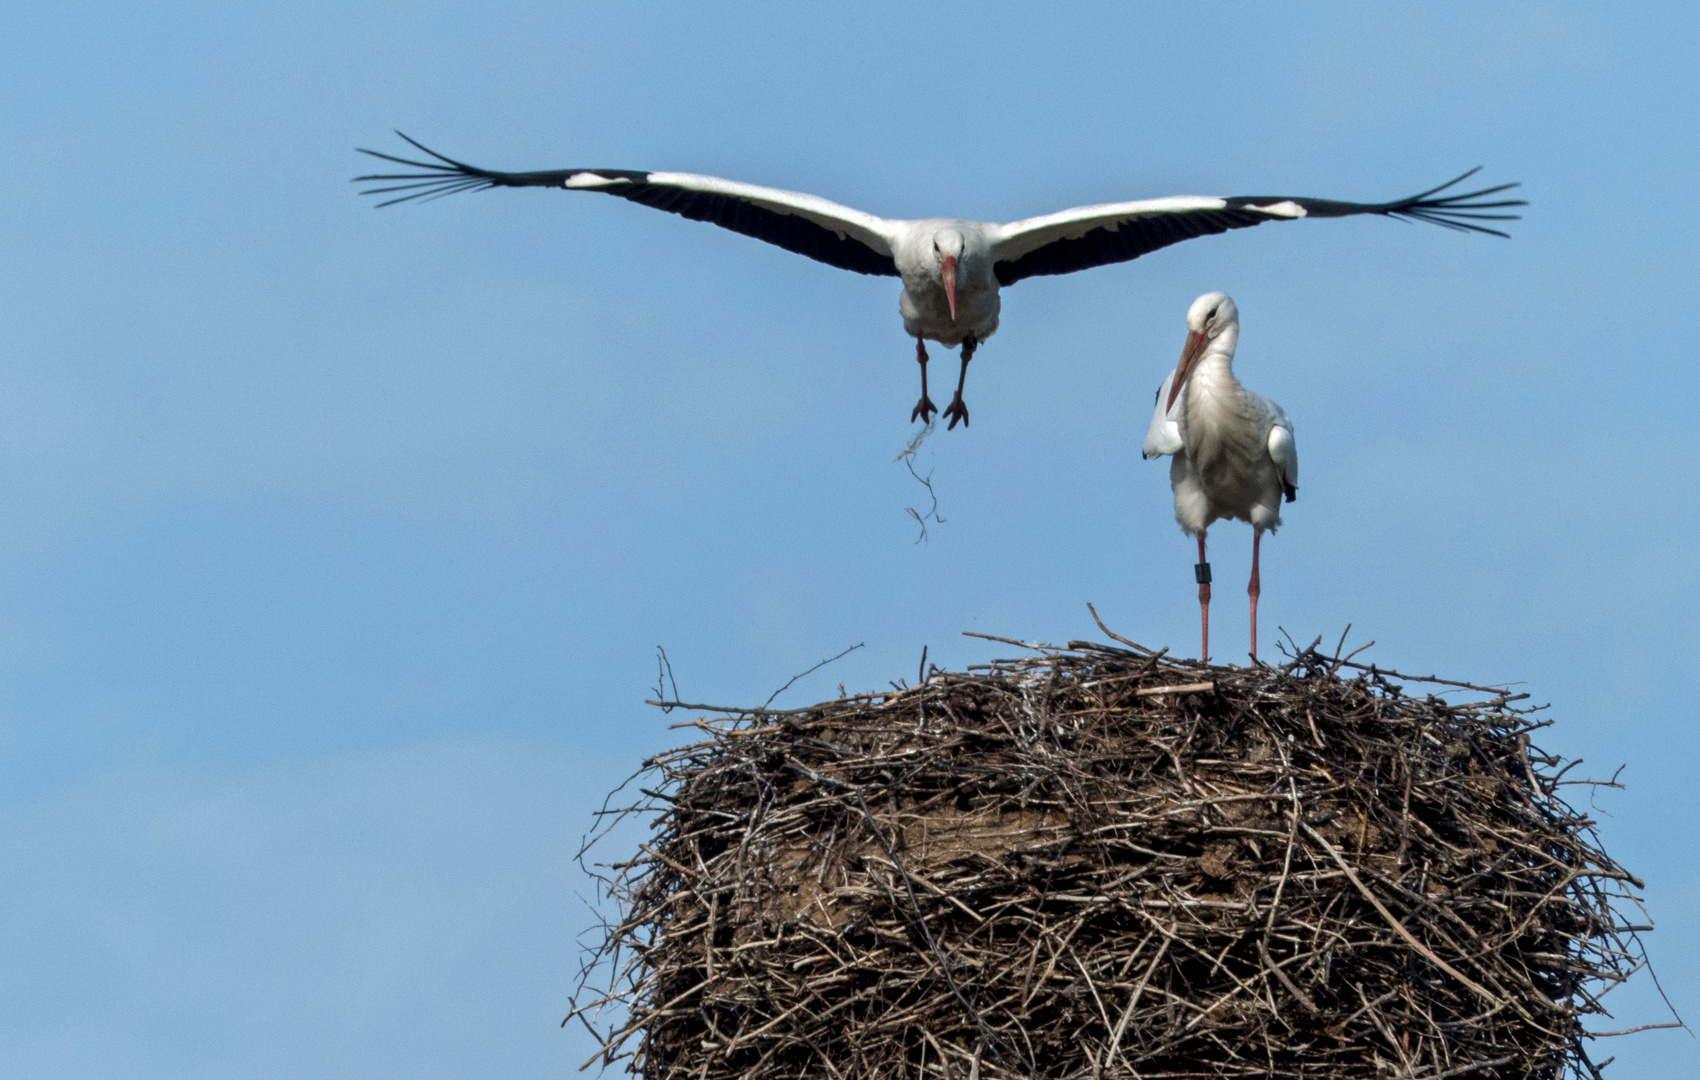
[1143,373,1184,460]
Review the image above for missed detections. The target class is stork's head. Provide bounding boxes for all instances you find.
[1167,292,1239,411]
[1186,291,1237,338]
[932,228,965,320]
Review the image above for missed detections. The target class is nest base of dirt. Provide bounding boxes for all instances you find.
[572,627,1660,1080]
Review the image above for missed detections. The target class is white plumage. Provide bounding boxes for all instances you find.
[357,136,1520,430]
[1142,293,1296,664]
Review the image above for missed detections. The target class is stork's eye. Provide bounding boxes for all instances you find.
[1207,306,1219,319]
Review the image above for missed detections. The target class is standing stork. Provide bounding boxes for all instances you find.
[355,134,1520,428]
[1143,293,1295,665]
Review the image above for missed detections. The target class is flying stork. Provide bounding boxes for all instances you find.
[356,134,1520,429]
[1143,292,1295,666]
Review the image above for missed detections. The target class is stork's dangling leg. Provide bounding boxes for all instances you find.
[910,338,938,424]
[1248,527,1263,665]
[1195,530,1211,664]
[942,335,977,430]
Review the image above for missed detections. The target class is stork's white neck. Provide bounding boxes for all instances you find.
[1203,324,1239,363]
[1184,326,1245,425]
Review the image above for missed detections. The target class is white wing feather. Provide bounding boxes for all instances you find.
[1142,372,1185,460]
[640,172,902,255]
[992,196,1234,264]
[1262,401,1298,492]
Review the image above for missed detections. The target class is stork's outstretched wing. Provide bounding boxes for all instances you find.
[990,170,1523,286]
[354,133,902,277]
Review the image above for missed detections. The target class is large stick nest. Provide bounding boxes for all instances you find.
[571,630,1660,1080]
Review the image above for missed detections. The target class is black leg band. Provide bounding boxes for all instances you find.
[1195,562,1212,585]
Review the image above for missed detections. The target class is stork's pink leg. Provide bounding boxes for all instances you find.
[1248,527,1263,665]
[943,335,977,430]
[1196,530,1211,664]
[911,338,938,424]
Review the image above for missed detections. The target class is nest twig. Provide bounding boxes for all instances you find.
[569,631,1666,1080]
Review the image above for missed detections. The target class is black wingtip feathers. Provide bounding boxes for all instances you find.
[1378,168,1527,238]
[352,132,505,207]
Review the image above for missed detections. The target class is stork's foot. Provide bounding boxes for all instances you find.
[911,395,938,425]
[943,394,969,430]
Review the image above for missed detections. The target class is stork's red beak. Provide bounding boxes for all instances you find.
[1165,330,1208,412]
[941,255,958,321]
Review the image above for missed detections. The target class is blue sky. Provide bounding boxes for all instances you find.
[1,2,1694,1076]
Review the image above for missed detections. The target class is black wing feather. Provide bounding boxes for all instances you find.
[354,133,898,277]
[995,208,1268,286]
[994,169,1524,287]
[613,183,897,276]
[1237,168,1526,236]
